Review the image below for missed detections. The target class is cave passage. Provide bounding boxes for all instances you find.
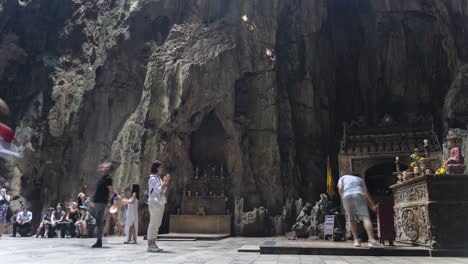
[365,163,407,201]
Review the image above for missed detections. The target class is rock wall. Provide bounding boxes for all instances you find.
[1,0,468,232]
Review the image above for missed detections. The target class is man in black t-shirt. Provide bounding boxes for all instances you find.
[91,162,114,248]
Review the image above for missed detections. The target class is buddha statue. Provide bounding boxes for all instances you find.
[446,132,466,174]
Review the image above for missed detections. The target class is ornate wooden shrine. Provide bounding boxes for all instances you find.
[339,114,442,182]
[339,115,468,249]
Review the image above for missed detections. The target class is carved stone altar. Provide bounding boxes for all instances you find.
[390,174,468,249]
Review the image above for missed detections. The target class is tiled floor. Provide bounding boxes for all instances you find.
[0,236,467,264]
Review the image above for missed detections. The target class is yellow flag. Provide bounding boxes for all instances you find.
[326,156,335,198]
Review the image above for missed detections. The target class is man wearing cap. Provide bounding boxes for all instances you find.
[33,207,54,238]
[75,205,95,238]
[13,207,32,237]
[91,162,115,248]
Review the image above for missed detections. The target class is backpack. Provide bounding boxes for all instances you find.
[143,189,149,205]
[144,175,158,204]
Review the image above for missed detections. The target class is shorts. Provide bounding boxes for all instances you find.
[39,220,50,228]
[342,194,370,222]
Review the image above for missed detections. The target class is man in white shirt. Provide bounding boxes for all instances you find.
[146,160,170,252]
[338,173,382,248]
[13,207,32,237]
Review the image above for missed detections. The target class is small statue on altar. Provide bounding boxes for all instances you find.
[396,173,403,184]
[445,132,466,174]
[447,137,463,164]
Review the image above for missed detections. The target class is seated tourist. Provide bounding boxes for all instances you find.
[75,206,95,238]
[65,202,80,238]
[13,207,32,237]
[77,186,89,208]
[51,203,67,238]
[33,207,54,238]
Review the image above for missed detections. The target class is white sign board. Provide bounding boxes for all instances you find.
[324,215,335,239]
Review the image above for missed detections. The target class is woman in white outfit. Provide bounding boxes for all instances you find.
[146,160,170,252]
[124,184,139,244]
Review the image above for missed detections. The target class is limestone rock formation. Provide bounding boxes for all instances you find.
[288,194,338,240]
[1,0,468,233]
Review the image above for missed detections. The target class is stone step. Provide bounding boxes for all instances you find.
[157,233,230,241]
[260,240,427,256]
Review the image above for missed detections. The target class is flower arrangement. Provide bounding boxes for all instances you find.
[395,140,441,184]
[435,161,447,175]
[410,148,426,175]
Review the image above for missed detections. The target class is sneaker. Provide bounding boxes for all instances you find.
[44,234,48,238]
[353,239,361,247]
[33,234,38,238]
[146,245,162,252]
[368,239,384,248]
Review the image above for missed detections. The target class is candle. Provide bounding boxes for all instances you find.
[395,157,401,172]
[195,165,199,178]
[423,139,430,157]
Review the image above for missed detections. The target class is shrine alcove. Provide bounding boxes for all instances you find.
[190,112,226,174]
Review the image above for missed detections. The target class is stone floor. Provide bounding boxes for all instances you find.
[0,236,467,264]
